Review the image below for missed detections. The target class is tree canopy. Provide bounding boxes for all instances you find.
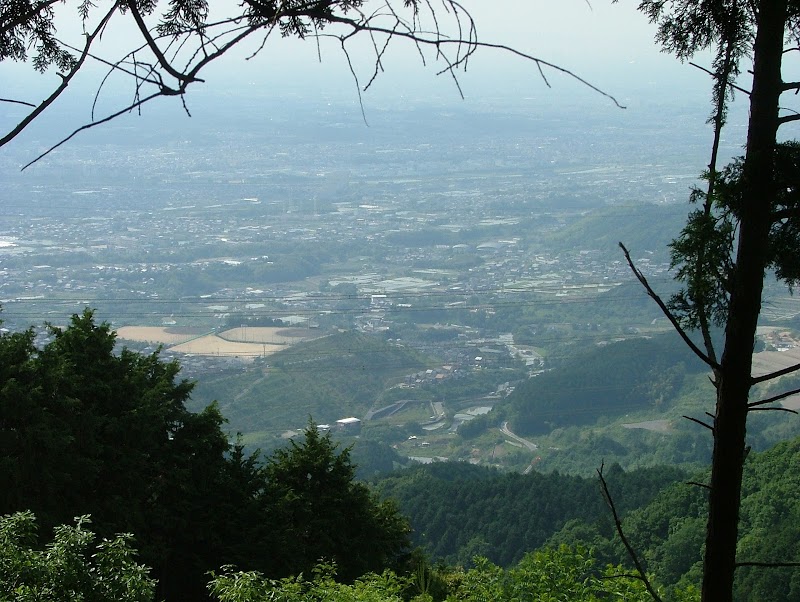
[0,312,410,600]
[0,511,156,602]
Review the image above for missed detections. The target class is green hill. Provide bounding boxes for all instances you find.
[375,461,686,567]
[546,436,800,599]
[189,331,430,446]
[502,331,711,436]
[543,203,689,260]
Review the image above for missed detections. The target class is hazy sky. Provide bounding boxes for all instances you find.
[2,1,707,98]
[200,0,709,100]
[1,0,727,152]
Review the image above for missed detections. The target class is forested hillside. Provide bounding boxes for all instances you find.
[501,331,712,435]
[542,203,689,261]
[545,438,800,600]
[4,312,800,602]
[190,331,429,446]
[375,461,686,566]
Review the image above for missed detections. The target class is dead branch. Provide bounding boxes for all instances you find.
[689,61,751,96]
[620,242,720,372]
[21,90,164,170]
[8,0,625,165]
[0,98,36,107]
[126,0,199,85]
[0,2,120,148]
[687,481,712,490]
[748,385,800,409]
[751,361,800,385]
[684,415,715,431]
[748,406,799,414]
[597,462,663,602]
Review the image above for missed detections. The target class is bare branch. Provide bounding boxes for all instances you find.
[21,90,163,170]
[7,0,626,160]
[0,3,119,148]
[748,385,800,408]
[689,61,751,96]
[751,361,800,384]
[0,98,36,107]
[748,406,799,414]
[688,480,712,490]
[620,242,720,372]
[684,415,715,431]
[339,38,369,125]
[778,113,800,125]
[474,41,624,107]
[324,10,625,108]
[597,462,664,602]
[126,0,200,85]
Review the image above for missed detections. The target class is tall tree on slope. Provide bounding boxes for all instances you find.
[620,1,800,600]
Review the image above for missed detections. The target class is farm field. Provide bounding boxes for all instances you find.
[218,326,318,345]
[752,347,800,377]
[116,325,323,359]
[116,326,204,345]
[752,346,800,410]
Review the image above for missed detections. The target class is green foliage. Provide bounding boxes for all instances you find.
[0,314,410,600]
[0,511,155,602]
[208,563,410,602]
[502,332,709,435]
[207,546,694,602]
[264,424,410,582]
[563,436,800,600]
[0,310,263,599]
[670,142,800,331]
[668,184,735,330]
[350,438,409,479]
[447,546,654,601]
[716,143,800,288]
[375,461,685,567]
[191,331,429,438]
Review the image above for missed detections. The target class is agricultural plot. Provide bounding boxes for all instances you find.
[116,325,322,359]
[218,326,317,345]
[116,326,203,345]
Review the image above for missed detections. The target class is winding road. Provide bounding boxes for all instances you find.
[501,421,538,451]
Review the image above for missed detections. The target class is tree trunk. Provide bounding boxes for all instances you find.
[701,1,787,600]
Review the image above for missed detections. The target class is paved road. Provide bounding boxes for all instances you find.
[501,421,538,452]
